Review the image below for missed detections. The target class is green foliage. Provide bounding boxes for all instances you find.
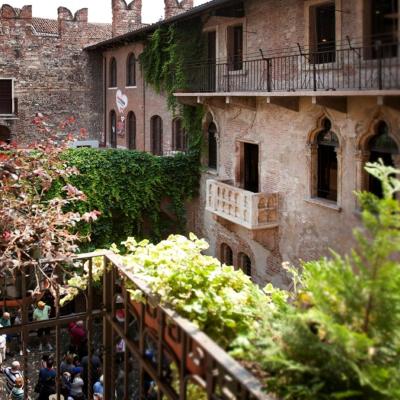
[121,234,271,349]
[61,148,200,249]
[140,20,205,152]
[243,161,400,399]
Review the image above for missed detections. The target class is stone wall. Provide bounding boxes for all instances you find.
[0,4,111,144]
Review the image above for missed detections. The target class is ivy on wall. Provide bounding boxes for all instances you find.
[140,18,205,152]
[59,148,200,249]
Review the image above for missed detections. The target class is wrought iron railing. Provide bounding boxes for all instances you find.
[182,41,400,93]
[0,252,270,400]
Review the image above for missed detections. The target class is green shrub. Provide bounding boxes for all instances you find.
[61,148,200,249]
[243,161,400,399]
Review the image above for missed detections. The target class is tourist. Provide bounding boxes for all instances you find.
[61,371,72,398]
[61,353,75,375]
[8,375,24,400]
[70,367,85,399]
[81,349,101,392]
[0,323,7,363]
[0,312,11,329]
[40,354,54,369]
[93,375,103,396]
[68,320,87,357]
[1,361,23,395]
[37,357,56,399]
[33,300,53,351]
[0,312,12,355]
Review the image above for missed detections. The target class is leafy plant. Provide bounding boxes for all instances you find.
[243,161,400,399]
[61,148,201,249]
[121,234,271,349]
[139,20,205,153]
[0,114,99,289]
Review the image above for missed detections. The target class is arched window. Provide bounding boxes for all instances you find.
[208,122,217,169]
[238,253,251,277]
[126,53,136,87]
[367,121,398,197]
[110,110,117,148]
[109,57,117,87]
[220,243,233,266]
[172,118,187,152]
[151,115,163,155]
[316,118,339,202]
[127,111,136,150]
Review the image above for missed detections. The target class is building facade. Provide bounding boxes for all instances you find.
[2,0,399,288]
[176,0,400,287]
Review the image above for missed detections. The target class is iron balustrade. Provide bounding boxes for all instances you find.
[183,41,400,93]
[0,251,270,400]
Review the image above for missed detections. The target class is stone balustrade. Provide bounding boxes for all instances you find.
[206,179,279,230]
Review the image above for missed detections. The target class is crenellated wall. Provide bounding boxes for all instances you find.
[112,0,142,37]
[164,0,194,19]
[0,3,111,144]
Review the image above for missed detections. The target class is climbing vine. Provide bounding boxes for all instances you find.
[140,19,205,153]
[59,148,200,250]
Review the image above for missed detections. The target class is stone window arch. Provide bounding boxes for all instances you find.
[109,57,117,88]
[110,110,117,148]
[220,243,233,266]
[151,115,163,155]
[126,53,136,87]
[127,111,136,150]
[308,116,341,204]
[356,119,400,198]
[238,252,252,277]
[208,122,218,169]
[172,117,187,152]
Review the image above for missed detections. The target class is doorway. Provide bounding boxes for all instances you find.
[243,142,259,193]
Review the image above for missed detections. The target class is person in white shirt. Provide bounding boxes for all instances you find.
[0,324,7,364]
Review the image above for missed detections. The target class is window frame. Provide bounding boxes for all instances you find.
[0,78,15,116]
[127,111,136,150]
[220,243,233,266]
[207,122,218,170]
[126,53,136,87]
[172,118,187,152]
[109,57,117,88]
[238,252,252,278]
[150,115,163,156]
[307,116,342,209]
[110,110,117,148]
[227,24,244,71]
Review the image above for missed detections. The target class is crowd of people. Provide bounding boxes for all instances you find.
[0,300,104,400]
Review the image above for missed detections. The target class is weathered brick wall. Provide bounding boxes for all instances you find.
[112,0,142,37]
[103,43,176,152]
[0,4,110,144]
[164,0,194,19]
[196,0,400,288]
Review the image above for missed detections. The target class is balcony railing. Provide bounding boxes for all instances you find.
[206,179,279,229]
[183,41,400,93]
[0,251,269,400]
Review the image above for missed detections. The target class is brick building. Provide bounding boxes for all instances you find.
[175,0,400,287]
[0,3,114,143]
[1,0,399,288]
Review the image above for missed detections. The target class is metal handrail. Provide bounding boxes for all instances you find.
[181,41,400,93]
[0,251,270,400]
